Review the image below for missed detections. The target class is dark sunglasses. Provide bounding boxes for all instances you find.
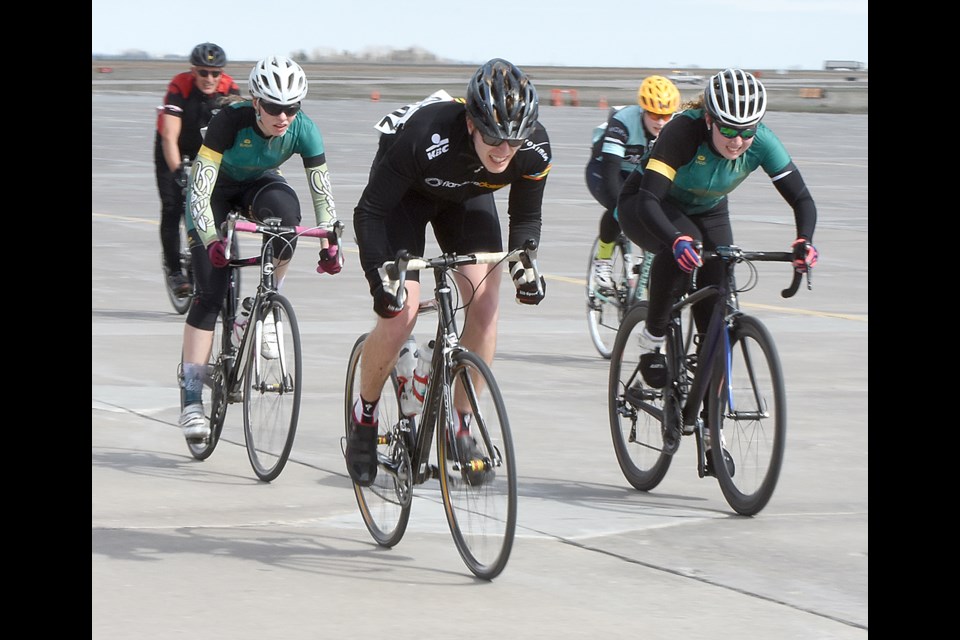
[716,125,757,139]
[479,131,525,148]
[259,101,301,117]
[196,69,222,78]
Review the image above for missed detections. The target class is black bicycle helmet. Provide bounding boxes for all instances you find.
[465,58,539,141]
[704,68,766,128]
[190,42,227,68]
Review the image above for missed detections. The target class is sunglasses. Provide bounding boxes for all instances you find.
[196,69,222,78]
[716,125,757,139]
[646,111,673,121]
[479,132,525,148]
[259,101,301,117]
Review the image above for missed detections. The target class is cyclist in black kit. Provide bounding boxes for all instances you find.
[154,42,240,296]
[345,58,551,486]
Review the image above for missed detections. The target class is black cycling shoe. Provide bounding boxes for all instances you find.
[345,418,379,486]
[704,447,735,477]
[640,350,667,388]
[445,424,494,487]
[167,272,192,296]
[455,433,494,487]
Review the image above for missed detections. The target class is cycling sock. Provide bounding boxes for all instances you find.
[456,410,473,437]
[354,396,378,425]
[596,240,615,261]
[182,362,205,405]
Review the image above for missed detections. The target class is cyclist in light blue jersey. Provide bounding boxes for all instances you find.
[586,75,680,288]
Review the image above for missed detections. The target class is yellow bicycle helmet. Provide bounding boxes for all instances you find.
[637,75,681,115]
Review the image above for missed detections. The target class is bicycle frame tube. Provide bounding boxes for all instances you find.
[407,266,461,484]
[225,238,276,396]
[672,284,726,428]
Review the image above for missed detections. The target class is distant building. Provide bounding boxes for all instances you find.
[823,60,865,71]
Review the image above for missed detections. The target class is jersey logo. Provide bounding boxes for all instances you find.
[425,133,450,160]
[374,90,455,134]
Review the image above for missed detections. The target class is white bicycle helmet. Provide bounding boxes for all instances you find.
[248,55,308,105]
[704,68,767,128]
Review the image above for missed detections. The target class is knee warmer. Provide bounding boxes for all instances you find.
[251,181,302,261]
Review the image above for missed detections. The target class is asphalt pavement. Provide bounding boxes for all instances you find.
[92,92,868,638]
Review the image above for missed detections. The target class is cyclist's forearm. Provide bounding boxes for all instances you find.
[306,163,337,226]
[188,147,222,246]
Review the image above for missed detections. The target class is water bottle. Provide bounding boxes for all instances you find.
[233,297,253,347]
[410,339,435,410]
[397,336,419,416]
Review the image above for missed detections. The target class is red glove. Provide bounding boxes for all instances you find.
[316,246,342,275]
[791,238,818,272]
[207,240,229,268]
[672,235,702,273]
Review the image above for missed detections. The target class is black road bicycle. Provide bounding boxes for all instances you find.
[608,245,811,516]
[181,211,342,482]
[343,241,540,579]
[161,159,195,314]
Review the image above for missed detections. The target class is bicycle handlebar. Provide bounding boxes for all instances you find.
[222,211,343,261]
[700,246,811,299]
[383,239,540,309]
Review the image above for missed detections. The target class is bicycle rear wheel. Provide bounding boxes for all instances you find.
[344,333,412,547]
[437,349,516,580]
[707,315,786,516]
[163,218,193,315]
[586,235,631,359]
[186,306,230,460]
[242,295,301,482]
[608,303,673,490]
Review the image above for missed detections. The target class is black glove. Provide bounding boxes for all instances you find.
[173,163,188,189]
[372,283,404,318]
[510,261,546,305]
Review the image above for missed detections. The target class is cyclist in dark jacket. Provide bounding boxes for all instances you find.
[154,42,239,295]
[346,59,551,486]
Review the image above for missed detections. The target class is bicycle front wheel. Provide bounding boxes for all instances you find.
[344,333,412,547]
[586,235,631,359]
[608,303,673,490]
[242,295,301,482]
[707,315,786,516]
[437,349,516,580]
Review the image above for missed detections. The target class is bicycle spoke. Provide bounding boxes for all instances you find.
[439,351,516,580]
[708,316,786,516]
[243,297,301,482]
[344,334,412,547]
[608,303,673,490]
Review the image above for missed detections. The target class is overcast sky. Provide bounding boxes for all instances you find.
[91,0,868,71]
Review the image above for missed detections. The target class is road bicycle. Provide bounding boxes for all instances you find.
[608,245,811,516]
[586,232,651,358]
[181,210,343,482]
[343,241,540,579]
[586,234,693,359]
[161,159,195,315]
